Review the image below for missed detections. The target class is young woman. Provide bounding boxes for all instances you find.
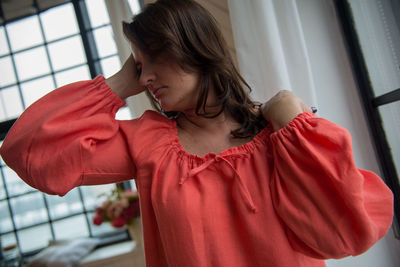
[0,0,393,266]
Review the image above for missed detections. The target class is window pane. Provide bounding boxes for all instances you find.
[130,180,137,192]
[93,26,117,58]
[0,141,5,166]
[81,184,115,211]
[0,26,9,56]
[1,232,17,250]
[86,0,110,28]
[48,36,86,71]
[349,0,400,96]
[128,0,141,15]
[100,56,121,78]
[40,3,79,42]
[53,215,89,240]
[14,47,51,81]
[46,188,83,220]
[11,192,48,228]
[21,76,55,108]
[0,56,16,87]
[379,101,400,180]
[6,16,44,52]
[18,224,52,253]
[0,200,13,233]
[0,86,24,119]
[55,65,90,87]
[3,166,33,197]
[0,169,6,200]
[0,98,5,121]
[116,106,133,120]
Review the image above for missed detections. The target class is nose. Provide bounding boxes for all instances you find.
[138,67,156,87]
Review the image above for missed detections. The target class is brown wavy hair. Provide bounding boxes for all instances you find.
[122,0,266,138]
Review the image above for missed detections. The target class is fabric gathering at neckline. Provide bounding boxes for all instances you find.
[166,115,272,163]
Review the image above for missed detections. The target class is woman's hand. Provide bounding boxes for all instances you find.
[105,55,145,99]
[261,90,311,132]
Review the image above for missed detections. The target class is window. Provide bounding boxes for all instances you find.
[334,0,400,238]
[0,0,141,262]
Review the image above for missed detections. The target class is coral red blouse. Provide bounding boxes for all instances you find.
[0,76,393,267]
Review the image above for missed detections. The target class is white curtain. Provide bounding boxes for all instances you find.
[227,0,317,106]
[227,0,400,267]
[227,0,375,166]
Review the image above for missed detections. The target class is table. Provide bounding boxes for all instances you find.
[80,241,145,267]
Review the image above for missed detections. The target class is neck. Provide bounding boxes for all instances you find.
[177,108,238,135]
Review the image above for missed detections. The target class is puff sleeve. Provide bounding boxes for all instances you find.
[0,76,136,196]
[270,112,393,259]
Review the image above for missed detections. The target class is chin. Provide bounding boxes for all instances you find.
[160,102,171,111]
[160,101,183,112]
[159,103,177,113]
[159,98,194,113]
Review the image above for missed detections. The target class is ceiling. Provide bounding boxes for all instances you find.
[1,0,69,22]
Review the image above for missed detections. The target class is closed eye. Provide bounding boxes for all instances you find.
[136,63,142,76]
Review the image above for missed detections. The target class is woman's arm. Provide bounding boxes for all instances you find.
[0,56,144,196]
[263,93,394,258]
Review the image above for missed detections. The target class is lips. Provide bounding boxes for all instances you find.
[148,85,165,99]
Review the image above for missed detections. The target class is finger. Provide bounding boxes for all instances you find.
[260,101,272,121]
[300,101,312,113]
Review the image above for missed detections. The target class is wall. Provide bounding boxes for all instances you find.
[192,0,237,65]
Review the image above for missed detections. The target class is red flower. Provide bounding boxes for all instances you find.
[93,215,103,226]
[93,188,140,228]
[112,217,127,228]
[95,207,103,215]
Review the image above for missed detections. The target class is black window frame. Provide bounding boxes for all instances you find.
[334,0,400,238]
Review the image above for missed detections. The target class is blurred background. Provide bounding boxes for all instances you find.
[0,0,141,261]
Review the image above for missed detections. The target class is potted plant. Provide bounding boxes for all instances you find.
[92,188,142,246]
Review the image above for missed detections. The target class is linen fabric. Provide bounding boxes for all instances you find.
[0,76,393,267]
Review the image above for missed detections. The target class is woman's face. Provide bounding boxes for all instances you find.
[132,45,201,112]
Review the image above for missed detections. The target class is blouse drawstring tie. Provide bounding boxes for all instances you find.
[179,153,258,213]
